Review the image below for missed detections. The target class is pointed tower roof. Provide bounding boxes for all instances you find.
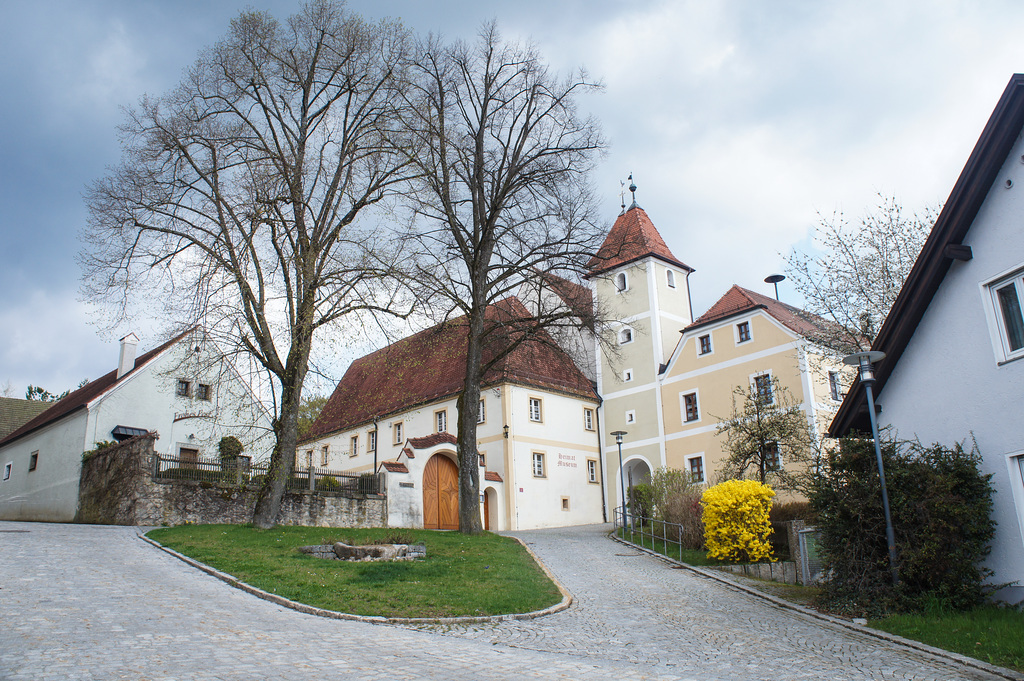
[587,204,693,276]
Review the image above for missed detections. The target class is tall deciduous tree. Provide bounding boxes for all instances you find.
[784,195,937,354]
[81,1,415,528]
[715,377,813,491]
[399,24,605,533]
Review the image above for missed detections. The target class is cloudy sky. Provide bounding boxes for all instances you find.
[2,0,1023,397]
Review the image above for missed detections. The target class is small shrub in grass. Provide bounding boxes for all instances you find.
[701,479,775,563]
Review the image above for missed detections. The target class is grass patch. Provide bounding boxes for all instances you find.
[147,524,561,618]
[870,605,1024,672]
[616,527,719,566]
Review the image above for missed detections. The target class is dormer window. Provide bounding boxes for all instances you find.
[615,272,628,292]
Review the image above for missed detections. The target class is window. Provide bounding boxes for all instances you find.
[829,371,842,401]
[304,449,313,468]
[623,369,633,382]
[3,462,11,481]
[368,430,377,453]
[532,452,546,477]
[737,321,751,343]
[477,399,486,424]
[688,456,705,483]
[176,379,190,397]
[321,445,329,467]
[666,269,676,288]
[988,269,1024,361]
[619,327,633,345]
[478,451,486,467]
[615,272,628,292]
[393,422,403,444]
[698,334,712,355]
[29,451,39,472]
[583,408,595,431]
[683,392,699,422]
[762,442,781,470]
[587,459,599,483]
[561,497,570,511]
[753,373,774,403]
[435,409,447,433]
[625,410,636,424]
[529,397,543,422]
[350,435,359,457]
[195,383,211,401]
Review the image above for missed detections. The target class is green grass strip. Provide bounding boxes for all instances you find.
[871,605,1024,672]
[147,524,561,618]
[615,527,720,566]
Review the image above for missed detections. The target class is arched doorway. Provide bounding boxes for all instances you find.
[483,486,498,531]
[423,453,459,530]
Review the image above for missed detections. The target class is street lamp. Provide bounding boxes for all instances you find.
[843,350,899,585]
[611,430,627,528]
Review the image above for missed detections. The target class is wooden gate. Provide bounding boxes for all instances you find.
[423,454,459,530]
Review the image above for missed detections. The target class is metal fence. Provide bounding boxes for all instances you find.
[152,454,383,496]
[798,527,824,584]
[613,505,701,563]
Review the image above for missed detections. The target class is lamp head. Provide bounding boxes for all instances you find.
[611,430,627,445]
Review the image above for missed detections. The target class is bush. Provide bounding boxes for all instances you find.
[628,483,654,519]
[218,436,244,463]
[769,501,816,560]
[663,485,705,550]
[701,479,775,563]
[810,437,995,616]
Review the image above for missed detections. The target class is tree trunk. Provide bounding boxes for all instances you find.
[456,316,485,534]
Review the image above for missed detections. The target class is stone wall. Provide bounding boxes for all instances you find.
[76,433,386,528]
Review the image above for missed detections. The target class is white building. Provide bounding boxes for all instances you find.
[0,329,273,522]
[830,74,1024,603]
[300,298,604,531]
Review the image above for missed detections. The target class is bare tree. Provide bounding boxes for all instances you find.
[714,377,814,491]
[784,195,937,354]
[81,1,415,528]
[399,24,606,533]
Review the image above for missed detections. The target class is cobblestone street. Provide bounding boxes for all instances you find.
[0,521,1010,680]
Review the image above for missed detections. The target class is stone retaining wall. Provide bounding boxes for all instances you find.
[76,433,386,527]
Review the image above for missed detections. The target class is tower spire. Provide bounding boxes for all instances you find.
[628,173,639,209]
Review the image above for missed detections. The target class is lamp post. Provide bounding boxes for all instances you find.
[611,430,627,529]
[843,350,899,586]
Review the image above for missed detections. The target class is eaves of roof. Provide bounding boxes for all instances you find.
[829,74,1024,437]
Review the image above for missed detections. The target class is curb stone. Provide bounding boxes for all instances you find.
[137,530,572,626]
[609,531,1024,681]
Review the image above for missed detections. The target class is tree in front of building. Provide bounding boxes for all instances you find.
[714,376,814,491]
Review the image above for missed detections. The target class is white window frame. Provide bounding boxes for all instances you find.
[368,430,377,453]
[625,409,636,424]
[583,408,595,431]
[29,451,39,472]
[3,462,11,481]
[477,398,486,424]
[393,422,403,444]
[735,320,753,344]
[666,269,676,288]
[750,371,775,405]
[681,390,700,423]
[321,445,329,467]
[435,409,447,433]
[762,441,782,470]
[529,397,543,423]
[618,327,634,345]
[587,458,599,484]
[1005,450,1024,550]
[350,435,359,457]
[614,271,629,293]
[686,454,706,483]
[697,333,713,356]
[828,371,842,401]
[622,368,633,382]
[982,265,1024,364]
[532,452,546,477]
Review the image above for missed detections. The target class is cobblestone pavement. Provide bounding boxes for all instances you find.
[0,521,1008,680]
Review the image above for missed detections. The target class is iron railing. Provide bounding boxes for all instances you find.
[613,505,702,563]
[152,454,383,496]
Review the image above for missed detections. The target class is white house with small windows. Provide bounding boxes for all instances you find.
[300,298,604,531]
[0,329,273,522]
[830,74,1024,603]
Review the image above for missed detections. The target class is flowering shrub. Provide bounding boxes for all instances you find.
[701,480,775,563]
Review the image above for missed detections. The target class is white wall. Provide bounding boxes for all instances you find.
[875,136,1024,602]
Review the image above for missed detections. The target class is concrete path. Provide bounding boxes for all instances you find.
[0,521,1010,680]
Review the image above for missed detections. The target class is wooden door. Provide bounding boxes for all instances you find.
[483,490,491,531]
[423,454,459,530]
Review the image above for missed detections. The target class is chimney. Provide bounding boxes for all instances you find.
[118,333,140,379]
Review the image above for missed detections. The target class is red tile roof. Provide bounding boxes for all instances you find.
[382,461,409,473]
[538,270,594,325]
[587,205,693,276]
[409,433,458,449]
[303,298,598,441]
[687,285,842,340]
[402,447,415,458]
[484,471,503,483]
[0,329,194,448]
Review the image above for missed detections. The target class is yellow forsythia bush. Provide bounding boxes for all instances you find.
[701,479,775,563]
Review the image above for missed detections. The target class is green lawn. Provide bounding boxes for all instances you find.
[146,524,561,618]
[871,605,1024,672]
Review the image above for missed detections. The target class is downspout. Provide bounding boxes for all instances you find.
[595,394,607,523]
[685,270,695,323]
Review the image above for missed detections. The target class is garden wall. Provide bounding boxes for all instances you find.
[76,433,386,527]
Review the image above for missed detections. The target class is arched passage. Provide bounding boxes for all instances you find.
[483,486,498,531]
[423,453,459,530]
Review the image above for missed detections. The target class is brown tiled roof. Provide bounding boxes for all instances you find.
[0,329,194,448]
[409,433,457,449]
[402,447,415,458]
[484,471,503,483]
[382,461,409,473]
[686,285,839,339]
[587,205,693,276]
[538,271,594,325]
[0,398,51,440]
[304,298,597,441]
